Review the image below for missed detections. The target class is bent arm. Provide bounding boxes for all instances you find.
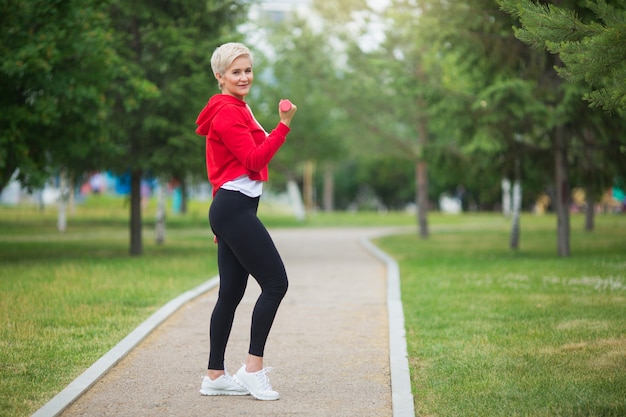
[214,106,289,172]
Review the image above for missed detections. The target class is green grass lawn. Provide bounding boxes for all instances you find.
[1,196,624,416]
[0,198,221,416]
[376,213,626,417]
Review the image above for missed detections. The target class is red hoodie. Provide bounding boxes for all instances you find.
[195,94,290,196]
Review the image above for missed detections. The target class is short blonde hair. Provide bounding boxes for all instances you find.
[211,42,253,85]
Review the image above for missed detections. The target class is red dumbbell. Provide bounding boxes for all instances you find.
[279,99,293,112]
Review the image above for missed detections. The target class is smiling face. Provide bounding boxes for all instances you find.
[216,55,253,100]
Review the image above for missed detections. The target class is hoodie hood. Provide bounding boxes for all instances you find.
[195,94,246,136]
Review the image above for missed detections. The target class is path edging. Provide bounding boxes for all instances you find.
[361,238,415,417]
[31,277,220,417]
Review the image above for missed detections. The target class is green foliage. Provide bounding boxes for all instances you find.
[377,213,626,416]
[0,0,250,222]
[332,156,416,210]
[500,0,626,112]
[312,0,369,22]
[251,13,348,177]
[497,0,626,225]
[105,0,249,179]
[101,0,250,254]
[0,0,118,190]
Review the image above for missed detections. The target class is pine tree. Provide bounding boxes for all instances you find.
[500,0,626,113]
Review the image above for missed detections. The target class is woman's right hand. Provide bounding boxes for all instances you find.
[279,100,297,127]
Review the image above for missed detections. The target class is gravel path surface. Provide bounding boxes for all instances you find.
[60,227,405,417]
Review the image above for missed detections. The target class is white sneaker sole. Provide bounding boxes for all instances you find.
[199,388,249,396]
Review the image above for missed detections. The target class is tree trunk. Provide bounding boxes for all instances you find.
[414,61,430,239]
[510,159,522,250]
[303,160,315,212]
[554,126,570,257]
[416,159,429,238]
[130,169,143,256]
[57,169,68,233]
[323,165,334,212]
[502,178,511,217]
[510,180,521,250]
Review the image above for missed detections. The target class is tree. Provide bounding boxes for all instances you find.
[500,0,626,113]
[106,0,249,255]
[498,0,626,255]
[309,0,434,236]
[500,0,626,234]
[0,0,117,193]
[388,0,621,256]
[244,9,351,215]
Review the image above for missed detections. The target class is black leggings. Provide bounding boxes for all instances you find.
[207,189,288,370]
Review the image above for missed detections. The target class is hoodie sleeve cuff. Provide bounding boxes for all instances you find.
[276,122,291,136]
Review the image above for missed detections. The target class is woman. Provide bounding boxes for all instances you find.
[195,42,297,401]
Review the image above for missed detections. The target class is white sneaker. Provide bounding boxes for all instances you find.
[199,371,249,396]
[233,364,280,401]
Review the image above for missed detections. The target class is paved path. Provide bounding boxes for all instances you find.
[58,227,409,417]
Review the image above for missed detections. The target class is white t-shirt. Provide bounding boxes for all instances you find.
[221,175,263,197]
